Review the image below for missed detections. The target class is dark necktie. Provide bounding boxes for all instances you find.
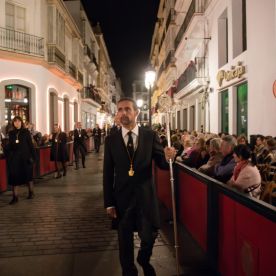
[127,131,134,157]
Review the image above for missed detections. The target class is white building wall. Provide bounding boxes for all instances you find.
[207,0,276,136]
[0,59,79,134]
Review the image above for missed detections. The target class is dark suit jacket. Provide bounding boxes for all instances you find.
[103,127,169,229]
[73,129,88,151]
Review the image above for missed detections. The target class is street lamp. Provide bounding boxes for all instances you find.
[145,69,156,128]
[136,99,143,126]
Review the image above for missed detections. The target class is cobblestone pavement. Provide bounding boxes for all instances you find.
[0,152,167,258]
[0,150,177,276]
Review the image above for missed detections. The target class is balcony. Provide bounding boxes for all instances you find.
[48,44,66,69]
[78,71,83,85]
[81,86,102,105]
[165,9,175,30]
[68,60,77,79]
[164,50,175,70]
[174,0,206,51]
[84,44,92,60]
[175,57,208,98]
[0,27,44,56]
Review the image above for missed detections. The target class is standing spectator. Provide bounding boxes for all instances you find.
[73,122,88,170]
[49,124,68,178]
[4,116,36,204]
[214,135,236,183]
[228,145,261,198]
[92,124,102,153]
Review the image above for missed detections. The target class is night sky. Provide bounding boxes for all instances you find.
[81,0,160,96]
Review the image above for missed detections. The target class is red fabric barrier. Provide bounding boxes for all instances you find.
[218,194,276,276]
[0,158,7,192]
[178,170,207,251]
[39,147,56,175]
[155,166,172,210]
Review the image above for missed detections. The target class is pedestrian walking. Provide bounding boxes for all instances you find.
[49,123,68,178]
[4,116,36,204]
[73,122,88,169]
[103,97,176,276]
[92,124,101,153]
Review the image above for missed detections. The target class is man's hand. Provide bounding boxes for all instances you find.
[106,207,117,219]
[164,147,177,161]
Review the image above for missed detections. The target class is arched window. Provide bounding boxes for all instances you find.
[74,102,78,123]
[49,92,58,132]
[64,97,69,132]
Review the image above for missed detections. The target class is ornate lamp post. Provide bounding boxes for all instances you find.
[145,69,156,128]
[136,99,143,126]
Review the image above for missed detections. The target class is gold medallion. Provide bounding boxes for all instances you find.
[55,139,58,143]
[79,134,81,137]
[15,139,19,144]
[128,168,134,176]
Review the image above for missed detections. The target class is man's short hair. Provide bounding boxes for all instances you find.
[117,97,138,110]
[222,135,236,149]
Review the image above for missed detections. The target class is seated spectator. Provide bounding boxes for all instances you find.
[228,145,261,199]
[176,135,194,161]
[237,134,248,145]
[214,135,236,182]
[254,135,266,163]
[181,138,207,168]
[159,135,168,148]
[198,138,223,177]
[171,134,183,157]
[263,138,276,165]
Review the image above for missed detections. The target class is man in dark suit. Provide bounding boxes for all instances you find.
[92,124,101,153]
[103,98,176,276]
[73,122,88,170]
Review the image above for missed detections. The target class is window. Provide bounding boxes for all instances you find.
[218,9,228,67]
[74,102,78,123]
[5,84,30,124]
[183,109,187,130]
[5,2,26,32]
[56,9,65,50]
[221,90,229,133]
[64,98,69,132]
[189,106,195,131]
[237,83,247,136]
[49,92,58,132]
[232,0,247,58]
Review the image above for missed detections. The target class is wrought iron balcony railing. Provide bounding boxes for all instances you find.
[0,27,44,56]
[175,57,207,93]
[48,44,66,69]
[174,0,205,50]
[68,60,77,79]
[81,86,102,105]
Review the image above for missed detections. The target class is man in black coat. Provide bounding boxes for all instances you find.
[103,98,176,276]
[92,124,101,153]
[73,122,88,169]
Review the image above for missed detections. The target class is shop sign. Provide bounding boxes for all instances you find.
[217,62,246,87]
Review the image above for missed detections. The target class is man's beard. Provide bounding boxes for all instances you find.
[120,115,132,126]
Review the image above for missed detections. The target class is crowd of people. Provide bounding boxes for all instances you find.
[0,117,110,205]
[155,125,276,202]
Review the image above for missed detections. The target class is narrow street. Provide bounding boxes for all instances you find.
[0,150,177,276]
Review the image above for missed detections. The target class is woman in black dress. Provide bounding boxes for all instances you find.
[49,124,68,178]
[5,116,36,204]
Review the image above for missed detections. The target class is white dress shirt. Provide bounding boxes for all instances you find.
[121,124,139,150]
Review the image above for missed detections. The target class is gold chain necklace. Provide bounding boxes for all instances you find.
[124,134,137,177]
[15,130,20,144]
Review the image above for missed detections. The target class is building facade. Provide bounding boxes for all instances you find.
[0,0,121,135]
[132,80,150,125]
[150,0,276,137]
